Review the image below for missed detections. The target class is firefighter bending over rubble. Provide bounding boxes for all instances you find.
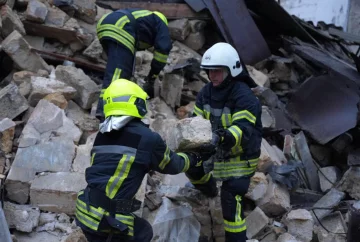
[74,78,214,242]
[95,9,172,121]
[186,42,263,242]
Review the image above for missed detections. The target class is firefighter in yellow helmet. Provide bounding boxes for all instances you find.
[95,9,172,122]
[75,79,215,242]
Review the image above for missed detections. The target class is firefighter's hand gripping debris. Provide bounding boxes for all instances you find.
[0,0,359,241]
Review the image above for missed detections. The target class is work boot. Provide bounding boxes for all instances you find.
[143,81,155,99]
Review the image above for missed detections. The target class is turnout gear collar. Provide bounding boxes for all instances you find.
[201,42,243,77]
[103,78,148,119]
[99,116,134,133]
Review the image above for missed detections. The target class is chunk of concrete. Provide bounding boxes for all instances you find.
[65,101,99,141]
[0,82,29,120]
[252,87,279,108]
[13,71,36,85]
[168,18,190,41]
[261,106,275,128]
[61,227,87,242]
[277,233,300,242]
[26,0,48,23]
[285,209,314,242]
[245,207,270,239]
[43,92,68,109]
[258,139,282,172]
[168,116,212,151]
[72,0,96,24]
[55,65,100,109]
[315,213,346,242]
[5,137,76,203]
[311,188,345,221]
[183,31,205,51]
[161,173,189,187]
[24,35,45,49]
[160,73,185,108]
[246,172,269,203]
[45,6,69,27]
[30,172,87,214]
[247,66,270,88]
[4,202,40,232]
[338,166,360,200]
[209,196,223,225]
[28,76,77,107]
[14,231,62,242]
[0,118,15,153]
[39,212,57,226]
[189,20,206,33]
[0,5,25,38]
[83,38,103,60]
[2,30,51,72]
[318,166,340,192]
[257,175,290,217]
[72,144,91,174]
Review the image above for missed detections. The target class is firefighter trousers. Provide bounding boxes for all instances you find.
[77,215,153,242]
[96,39,135,119]
[186,167,251,242]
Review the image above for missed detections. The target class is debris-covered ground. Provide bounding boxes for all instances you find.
[0,0,360,241]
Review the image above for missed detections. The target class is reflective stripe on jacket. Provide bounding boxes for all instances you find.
[193,80,262,180]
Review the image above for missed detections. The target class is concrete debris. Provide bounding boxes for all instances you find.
[257,175,290,217]
[45,6,70,27]
[318,166,340,192]
[285,209,314,242]
[315,212,346,242]
[28,76,77,107]
[277,233,300,242]
[0,82,29,120]
[247,65,270,88]
[0,4,26,38]
[83,38,103,60]
[161,73,185,108]
[252,87,279,108]
[183,31,205,51]
[72,0,97,24]
[61,227,87,242]
[258,139,283,172]
[338,166,360,200]
[2,30,51,72]
[13,231,62,242]
[309,145,332,167]
[246,172,268,203]
[168,18,191,41]
[4,202,40,232]
[189,20,206,33]
[30,172,86,214]
[55,65,100,109]
[43,93,69,109]
[176,101,195,120]
[39,212,57,226]
[245,207,270,239]
[167,116,212,151]
[311,188,345,222]
[348,148,360,166]
[261,106,275,129]
[24,35,45,49]
[25,0,48,23]
[0,118,15,154]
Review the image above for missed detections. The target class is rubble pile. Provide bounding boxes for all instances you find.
[0,0,360,241]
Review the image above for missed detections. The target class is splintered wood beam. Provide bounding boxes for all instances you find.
[96,1,210,19]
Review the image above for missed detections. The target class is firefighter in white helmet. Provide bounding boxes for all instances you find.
[186,42,263,241]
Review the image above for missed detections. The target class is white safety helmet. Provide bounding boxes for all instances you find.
[201,42,243,77]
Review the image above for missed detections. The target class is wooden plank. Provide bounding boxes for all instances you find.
[33,49,106,72]
[96,1,211,19]
[23,21,80,44]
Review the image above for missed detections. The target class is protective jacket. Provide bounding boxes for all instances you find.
[97,9,172,77]
[75,119,192,237]
[193,78,262,180]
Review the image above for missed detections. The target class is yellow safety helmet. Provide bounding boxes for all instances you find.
[103,79,148,119]
[153,11,168,26]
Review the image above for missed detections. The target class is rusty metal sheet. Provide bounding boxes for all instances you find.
[202,0,271,65]
[286,75,360,144]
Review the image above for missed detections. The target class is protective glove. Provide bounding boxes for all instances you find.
[213,128,236,151]
[142,74,157,99]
